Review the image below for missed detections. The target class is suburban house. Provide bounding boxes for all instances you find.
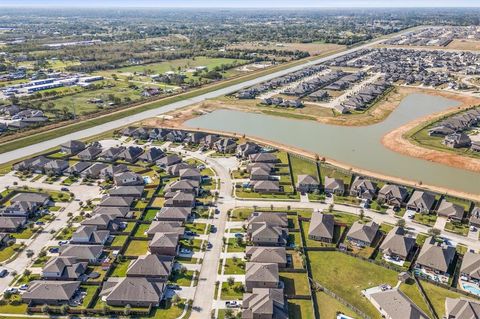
[22,281,81,305]
[346,221,379,247]
[247,222,288,246]
[118,146,144,163]
[167,163,192,176]
[245,247,287,268]
[436,199,465,221]
[146,221,185,238]
[296,174,320,193]
[379,227,416,263]
[164,192,196,207]
[155,207,192,222]
[59,244,104,263]
[100,277,164,307]
[406,191,436,213]
[324,176,345,195]
[60,140,86,155]
[81,214,122,232]
[378,184,409,208]
[126,254,173,281]
[148,232,179,256]
[157,154,182,168]
[109,185,144,198]
[65,161,92,176]
[249,153,278,163]
[77,145,102,161]
[237,142,261,158]
[415,237,456,280]
[44,159,69,175]
[0,216,26,232]
[41,256,88,281]
[470,207,480,228]
[242,288,288,319]
[248,212,288,228]
[460,251,480,283]
[350,177,377,200]
[93,206,132,219]
[308,212,335,243]
[245,262,280,292]
[98,146,125,162]
[214,137,237,153]
[139,147,164,162]
[70,226,110,245]
[81,163,108,179]
[444,132,471,148]
[164,180,200,195]
[252,180,281,193]
[445,297,480,318]
[179,168,202,182]
[10,192,50,210]
[98,196,134,208]
[113,172,144,186]
[250,167,272,181]
[366,288,429,319]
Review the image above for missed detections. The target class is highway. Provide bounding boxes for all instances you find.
[0,37,388,165]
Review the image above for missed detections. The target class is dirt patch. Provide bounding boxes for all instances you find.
[382,89,480,173]
[447,39,480,51]
[227,42,345,56]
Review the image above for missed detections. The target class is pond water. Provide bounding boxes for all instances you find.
[186,93,480,194]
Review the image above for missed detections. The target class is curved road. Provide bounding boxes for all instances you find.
[0,37,390,165]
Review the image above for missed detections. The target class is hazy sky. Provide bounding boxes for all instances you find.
[1,0,479,7]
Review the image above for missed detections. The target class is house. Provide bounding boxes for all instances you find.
[250,167,272,181]
[98,146,125,162]
[249,153,278,163]
[100,277,164,307]
[70,226,110,245]
[109,186,144,198]
[379,227,416,262]
[242,288,288,319]
[252,180,280,193]
[149,232,179,256]
[247,162,274,174]
[214,137,237,153]
[77,145,102,161]
[167,162,192,176]
[296,174,320,193]
[60,140,85,155]
[436,199,465,222]
[164,179,200,195]
[406,191,436,213]
[201,134,220,149]
[22,281,81,305]
[0,202,33,217]
[81,163,108,179]
[248,212,288,228]
[98,196,134,208]
[350,177,377,200]
[324,176,345,195]
[65,161,92,176]
[378,184,409,208]
[44,159,69,175]
[118,146,143,163]
[245,262,279,292]
[346,221,379,247]
[470,207,480,228]
[366,288,429,319]
[126,254,173,281]
[145,221,185,237]
[237,142,261,158]
[59,245,103,263]
[415,237,455,278]
[41,256,88,280]
[0,233,14,247]
[245,247,287,268]
[113,172,144,186]
[179,168,202,182]
[308,212,335,243]
[100,164,129,180]
[444,132,471,148]
[445,297,480,318]
[139,147,164,162]
[247,222,288,246]
[164,192,196,208]
[11,192,50,208]
[155,207,192,222]
[93,206,132,219]
[81,214,121,232]
[13,156,50,173]
[0,216,26,232]
[460,251,480,282]
[157,154,182,168]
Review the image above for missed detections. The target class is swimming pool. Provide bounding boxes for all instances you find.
[337,314,355,319]
[143,176,152,184]
[462,283,480,296]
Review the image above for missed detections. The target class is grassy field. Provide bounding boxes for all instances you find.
[289,155,319,185]
[398,281,433,318]
[319,165,352,188]
[316,291,360,319]
[308,251,398,319]
[420,280,464,318]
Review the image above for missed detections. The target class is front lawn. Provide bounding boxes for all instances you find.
[414,213,437,226]
[11,227,36,239]
[226,238,246,252]
[0,244,22,262]
[180,238,203,253]
[222,258,246,275]
[229,208,253,221]
[220,282,244,300]
[169,270,195,286]
[444,221,469,236]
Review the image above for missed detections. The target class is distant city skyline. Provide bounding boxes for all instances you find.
[1,0,480,7]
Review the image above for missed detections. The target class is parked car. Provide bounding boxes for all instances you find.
[234,233,244,238]
[19,284,29,291]
[4,287,18,294]
[61,187,70,192]
[226,301,240,308]
[58,240,69,246]
[49,247,59,253]
[0,269,8,277]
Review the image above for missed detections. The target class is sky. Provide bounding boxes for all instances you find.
[1,0,480,7]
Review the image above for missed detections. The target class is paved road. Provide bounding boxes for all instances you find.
[0,37,391,165]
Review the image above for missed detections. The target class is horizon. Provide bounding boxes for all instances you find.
[1,0,480,8]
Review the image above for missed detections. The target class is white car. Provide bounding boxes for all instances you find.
[226,301,240,308]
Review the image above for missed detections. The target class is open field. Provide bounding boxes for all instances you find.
[227,41,345,56]
[447,39,480,51]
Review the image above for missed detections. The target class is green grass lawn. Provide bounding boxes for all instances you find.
[445,221,469,236]
[414,214,437,226]
[0,244,22,262]
[316,291,360,319]
[11,227,36,239]
[124,240,149,256]
[399,281,433,318]
[143,208,158,221]
[235,187,299,200]
[55,226,76,240]
[80,285,99,308]
[226,238,246,253]
[289,155,319,185]
[281,272,311,296]
[287,299,314,319]
[319,165,352,188]
[334,195,361,206]
[220,282,244,300]
[134,223,150,238]
[175,256,200,264]
[110,235,128,247]
[222,258,246,275]
[111,260,130,277]
[230,208,253,221]
[308,251,398,319]
[169,270,195,286]
[420,280,464,318]
[0,295,28,314]
[16,273,41,285]
[149,301,187,319]
[185,223,207,235]
[332,210,362,226]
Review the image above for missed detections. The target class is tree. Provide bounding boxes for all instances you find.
[359,209,365,221]
[428,228,441,238]
[171,295,180,305]
[396,219,406,227]
[227,276,235,286]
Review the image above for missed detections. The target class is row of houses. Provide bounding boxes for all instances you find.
[242,211,290,318]
[282,70,346,97]
[0,105,48,133]
[335,79,391,114]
